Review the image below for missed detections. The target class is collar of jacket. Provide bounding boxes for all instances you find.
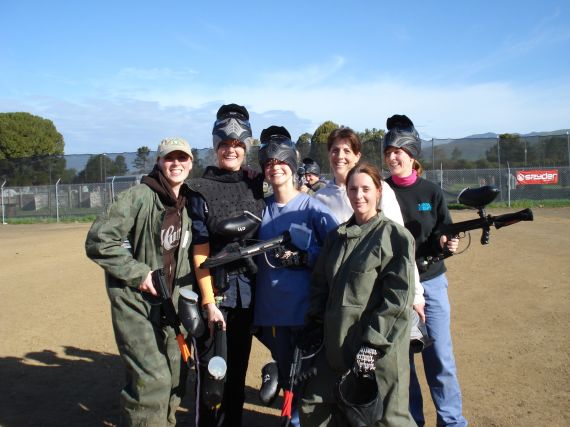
[203,165,244,183]
[338,211,383,239]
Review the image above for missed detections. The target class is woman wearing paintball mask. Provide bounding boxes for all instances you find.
[383,115,466,427]
[254,125,338,427]
[86,137,194,426]
[187,104,266,427]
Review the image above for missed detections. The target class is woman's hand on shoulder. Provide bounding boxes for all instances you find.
[242,166,260,179]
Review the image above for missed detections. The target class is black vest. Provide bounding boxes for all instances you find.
[189,166,265,254]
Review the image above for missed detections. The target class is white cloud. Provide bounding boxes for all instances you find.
[1,67,568,154]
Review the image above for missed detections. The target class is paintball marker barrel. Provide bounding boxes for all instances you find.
[200,232,290,270]
[419,186,533,269]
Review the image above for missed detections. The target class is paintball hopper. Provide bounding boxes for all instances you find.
[214,212,260,239]
[335,369,383,427]
[409,309,434,353]
[202,321,228,408]
[457,185,500,209]
[259,361,280,406]
[178,288,205,338]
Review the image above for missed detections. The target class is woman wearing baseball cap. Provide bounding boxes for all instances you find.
[86,137,194,426]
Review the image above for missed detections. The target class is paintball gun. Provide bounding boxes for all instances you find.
[280,343,321,427]
[200,220,314,271]
[151,269,193,366]
[201,232,291,270]
[419,185,533,270]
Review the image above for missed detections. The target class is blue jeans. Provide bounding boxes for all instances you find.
[259,326,302,427]
[409,273,468,427]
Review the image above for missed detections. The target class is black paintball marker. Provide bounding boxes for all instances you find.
[419,185,533,270]
[151,269,193,366]
[201,232,291,270]
[281,347,302,427]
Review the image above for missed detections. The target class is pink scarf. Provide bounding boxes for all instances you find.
[392,169,418,187]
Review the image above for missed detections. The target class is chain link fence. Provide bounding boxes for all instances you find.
[1,132,569,222]
[2,165,568,223]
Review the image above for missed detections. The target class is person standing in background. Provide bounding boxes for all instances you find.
[299,158,327,196]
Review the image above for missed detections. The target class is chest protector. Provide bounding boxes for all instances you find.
[189,166,265,254]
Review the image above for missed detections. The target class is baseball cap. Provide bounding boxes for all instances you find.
[157,137,193,159]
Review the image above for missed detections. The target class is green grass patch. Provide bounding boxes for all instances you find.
[449,199,570,210]
[3,215,96,224]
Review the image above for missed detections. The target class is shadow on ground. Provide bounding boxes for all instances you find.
[1,347,282,427]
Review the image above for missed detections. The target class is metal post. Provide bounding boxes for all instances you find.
[1,180,6,224]
[111,176,116,200]
[55,178,61,223]
[506,162,511,208]
[497,136,503,200]
[431,138,435,171]
[567,131,569,168]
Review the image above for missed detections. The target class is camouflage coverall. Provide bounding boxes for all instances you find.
[86,184,194,427]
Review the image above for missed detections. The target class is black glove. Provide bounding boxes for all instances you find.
[354,346,380,377]
[274,244,308,268]
[297,321,323,354]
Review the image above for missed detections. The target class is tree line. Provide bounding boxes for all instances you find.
[1,112,567,186]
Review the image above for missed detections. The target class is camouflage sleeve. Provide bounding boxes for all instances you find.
[85,188,152,288]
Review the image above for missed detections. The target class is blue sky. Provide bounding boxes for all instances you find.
[1,0,569,154]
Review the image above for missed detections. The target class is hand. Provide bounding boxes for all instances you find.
[274,247,308,268]
[354,346,379,376]
[413,302,426,323]
[204,302,226,335]
[242,166,260,179]
[299,185,309,193]
[297,321,323,353]
[138,271,158,296]
[440,235,459,253]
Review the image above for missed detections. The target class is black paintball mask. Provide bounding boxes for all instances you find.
[383,114,421,158]
[258,125,298,176]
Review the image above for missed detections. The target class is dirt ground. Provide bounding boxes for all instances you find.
[1,207,569,427]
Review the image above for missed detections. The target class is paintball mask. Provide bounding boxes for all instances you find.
[409,309,434,353]
[335,369,383,427]
[258,125,298,174]
[383,114,421,158]
[212,103,253,150]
